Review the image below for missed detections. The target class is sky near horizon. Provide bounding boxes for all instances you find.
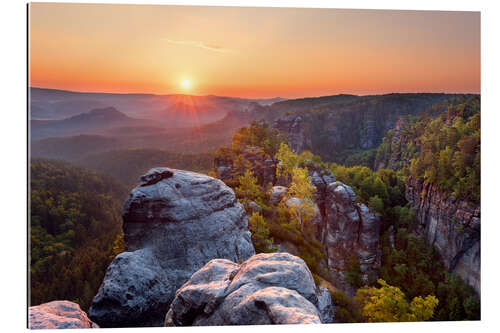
[29,3,480,98]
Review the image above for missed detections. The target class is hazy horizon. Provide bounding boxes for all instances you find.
[29,4,480,99]
[29,85,479,100]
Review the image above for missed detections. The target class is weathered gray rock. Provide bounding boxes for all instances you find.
[270,186,287,204]
[165,253,328,326]
[211,137,381,295]
[89,168,255,327]
[324,181,381,293]
[248,201,262,214]
[310,169,336,204]
[316,286,335,324]
[406,176,480,294]
[29,301,99,329]
[273,115,312,153]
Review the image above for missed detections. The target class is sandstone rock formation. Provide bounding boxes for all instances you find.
[273,115,312,153]
[217,146,380,294]
[316,286,335,323]
[29,301,99,329]
[324,182,381,293]
[89,168,255,327]
[275,176,381,294]
[214,143,380,294]
[164,253,334,326]
[406,176,480,294]
[308,167,336,206]
[270,186,287,204]
[375,118,480,294]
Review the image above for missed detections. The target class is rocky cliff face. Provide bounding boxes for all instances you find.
[405,176,480,294]
[271,111,399,161]
[29,301,99,329]
[273,115,312,153]
[324,182,381,294]
[89,168,255,327]
[164,253,334,326]
[269,94,454,163]
[374,117,412,171]
[276,176,381,295]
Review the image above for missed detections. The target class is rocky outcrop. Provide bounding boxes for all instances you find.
[324,182,381,294]
[273,115,312,153]
[29,301,99,329]
[316,286,335,323]
[270,186,287,204]
[215,143,380,295]
[305,164,337,208]
[89,168,255,327]
[164,253,334,326]
[406,176,480,294]
[215,146,276,185]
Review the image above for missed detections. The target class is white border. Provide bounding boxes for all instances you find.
[1,0,499,332]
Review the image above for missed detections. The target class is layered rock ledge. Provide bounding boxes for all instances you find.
[165,252,334,326]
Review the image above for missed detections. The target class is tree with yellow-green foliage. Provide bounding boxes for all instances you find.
[235,169,265,207]
[274,143,318,232]
[355,279,438,322]
[248,212,275,253]
[275,142,300,180]
[281,166,317,232]
[288,167,315,204]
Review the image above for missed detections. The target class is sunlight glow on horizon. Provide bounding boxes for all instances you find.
[181,79,192,90]
[28,4,480,98]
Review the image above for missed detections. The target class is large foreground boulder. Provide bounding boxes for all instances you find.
[165,252,334,326]
[89,168,255,327]
[29,301,98,329]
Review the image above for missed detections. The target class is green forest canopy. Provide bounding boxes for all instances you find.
[30,158,126,311]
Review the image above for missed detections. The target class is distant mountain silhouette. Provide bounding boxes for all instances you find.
[30,107,153,140]
[30,87,286,122]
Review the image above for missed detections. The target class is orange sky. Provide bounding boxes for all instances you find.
[29,3,480,98]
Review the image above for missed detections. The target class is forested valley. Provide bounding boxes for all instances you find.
[29,94,480,322]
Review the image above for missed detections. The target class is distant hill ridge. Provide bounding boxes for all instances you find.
[67,107,131,121]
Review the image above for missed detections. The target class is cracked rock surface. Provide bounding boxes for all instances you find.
[165,252,334,326]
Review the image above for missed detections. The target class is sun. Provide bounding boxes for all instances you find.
[181,79,191,89]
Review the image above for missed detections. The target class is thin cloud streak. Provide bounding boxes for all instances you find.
[164,39,233,53]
